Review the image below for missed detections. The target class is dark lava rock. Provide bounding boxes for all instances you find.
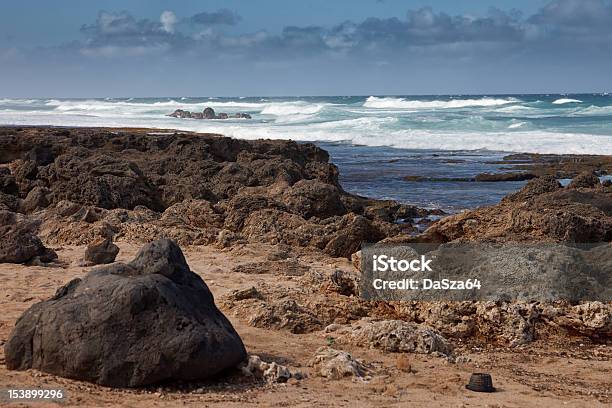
[0,221,57,264]
[168,107,251,120]
[203,107,216,119]
[0,168,18,195]
[475,172,536,182]
[44,154,164,211]
[281,179,346,219]
[84,237,119,265]
[20,186,50,213]
[568,171,601,189]
[5,239,247,387]
[504,176,562,202]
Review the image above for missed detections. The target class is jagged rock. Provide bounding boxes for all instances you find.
[44,154,164,211]
[0,168,18,195]
[310,347,372,380]
[84,237,119,265]
[422,176,611,243]
[21,186,50,213]
[568,171,601,189]
[0,192,21,212]
[504,176,562,202]
[335,319,453,356]
[0,220,57,264]
[281,179,346,219]
[4,239,246,387]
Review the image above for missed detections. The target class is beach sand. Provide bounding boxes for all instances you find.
[1,242,610,407]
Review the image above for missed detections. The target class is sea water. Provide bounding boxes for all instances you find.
[1,94,610,211]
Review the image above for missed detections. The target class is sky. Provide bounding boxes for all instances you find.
[1,0,611,97]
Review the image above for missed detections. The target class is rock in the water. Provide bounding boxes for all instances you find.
[4,239,246,387]
[84,237,119,265]
[568,171,600,189]
[169,107,251,120]
[475,172,536,182]
[203,107,216,119]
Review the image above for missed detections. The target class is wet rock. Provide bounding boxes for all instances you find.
[169,107,251,120]
[84,237,119,265]
[568,171,601,189]
[474,172,536,182]
[203,107,216,119]
[310,347,372,380]
[5,239,246,387]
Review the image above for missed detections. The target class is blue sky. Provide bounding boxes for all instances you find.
[1,0,611,97]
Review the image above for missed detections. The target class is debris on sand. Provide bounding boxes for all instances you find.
[333,318,453,356]
[239,355,305,383]
[310,347,373,380]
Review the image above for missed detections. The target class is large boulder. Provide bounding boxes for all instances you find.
[5,239,247,387]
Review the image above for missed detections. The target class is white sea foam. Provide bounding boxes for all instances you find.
[1,96,611,155]
[552,98,583,104]
[261,102,327,116]
[363,96,518,109]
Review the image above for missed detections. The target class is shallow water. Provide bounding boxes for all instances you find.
[321,143,526,212]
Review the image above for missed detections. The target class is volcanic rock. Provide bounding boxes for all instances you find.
[4,239,246,387]
[568,171,601,189]
[0,220,57,264]
[84,237,119,265]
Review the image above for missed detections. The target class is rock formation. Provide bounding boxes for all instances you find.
[169,107,251,120]
[4,239,247,387]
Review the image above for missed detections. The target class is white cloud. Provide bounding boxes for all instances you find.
[160,11,178,34]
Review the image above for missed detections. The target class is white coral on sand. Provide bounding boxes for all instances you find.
[310,347,373,380]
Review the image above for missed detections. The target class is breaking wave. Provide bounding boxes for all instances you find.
[552,98,583,105]
[363,96,518,109]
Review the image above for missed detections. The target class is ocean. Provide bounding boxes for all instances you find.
[2,94,611,211]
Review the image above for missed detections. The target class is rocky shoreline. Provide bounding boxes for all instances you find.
[0,126,610,404]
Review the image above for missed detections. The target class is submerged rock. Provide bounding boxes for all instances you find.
[5,239,246,387]
[169,107,251,120]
